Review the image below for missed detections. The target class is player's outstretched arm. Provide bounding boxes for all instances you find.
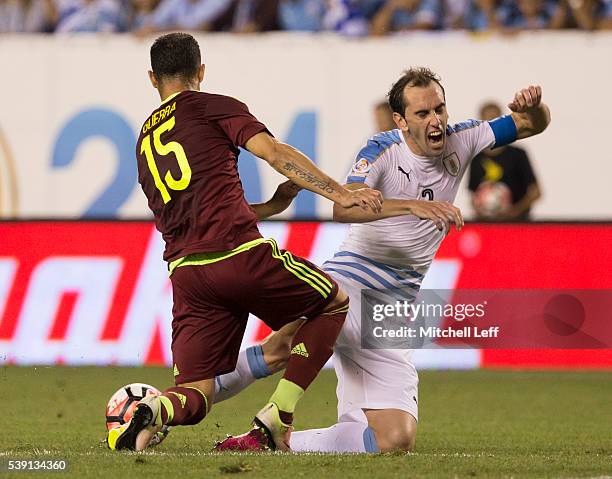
[249,180,301,220]
[508,85,551,140]
[245,132,383,213]
[333,184,463,231]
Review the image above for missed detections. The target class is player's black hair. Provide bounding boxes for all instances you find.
[388,67,446,116]
[150,33,201,81]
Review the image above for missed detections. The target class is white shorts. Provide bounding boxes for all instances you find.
[329,272,419,423]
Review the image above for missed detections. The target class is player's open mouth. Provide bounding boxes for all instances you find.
[427,130,444,147]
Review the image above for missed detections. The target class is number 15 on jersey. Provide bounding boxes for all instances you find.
[140,116,192,204]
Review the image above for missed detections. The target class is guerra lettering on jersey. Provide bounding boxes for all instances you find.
[142,102,177,134]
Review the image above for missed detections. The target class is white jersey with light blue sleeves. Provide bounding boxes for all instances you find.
[324,116,517,421]
[324,117,516,291]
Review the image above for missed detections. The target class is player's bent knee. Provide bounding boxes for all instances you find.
[374,426,416,453]
[365,409,417,453]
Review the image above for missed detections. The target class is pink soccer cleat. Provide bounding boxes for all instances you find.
[214,402,292,452]
[214,427,271,452]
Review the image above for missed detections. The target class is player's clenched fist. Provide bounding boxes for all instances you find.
[508,85,542,113]
[340,187,383,213]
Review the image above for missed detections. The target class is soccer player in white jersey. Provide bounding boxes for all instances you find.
[287,67,551,453]
[217,67,550,453]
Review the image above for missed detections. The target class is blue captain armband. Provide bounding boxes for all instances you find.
[489,115,517,148]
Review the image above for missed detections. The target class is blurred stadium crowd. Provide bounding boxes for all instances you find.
[1,0,611,34]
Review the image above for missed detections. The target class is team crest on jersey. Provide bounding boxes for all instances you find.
[442,153,460,177]
[352,158,371,175]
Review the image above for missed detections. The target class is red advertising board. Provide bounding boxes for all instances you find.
[0,222,610,369]
[435,224,612,368]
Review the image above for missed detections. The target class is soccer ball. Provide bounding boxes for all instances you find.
[474,181,512,218]
[105,382,170,447]
[105,382,161,430]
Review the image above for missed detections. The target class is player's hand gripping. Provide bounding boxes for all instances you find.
[339,188,383,213]
[409,200,463,232]
[271,180,301,206]
[508,85,542,113]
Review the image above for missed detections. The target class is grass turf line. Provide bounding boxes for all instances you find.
[0,367,610,478]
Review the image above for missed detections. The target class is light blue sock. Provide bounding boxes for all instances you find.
[291,422,379,453]
[213,345,271,403]
[245,344,272,379]
[362,426,379,453]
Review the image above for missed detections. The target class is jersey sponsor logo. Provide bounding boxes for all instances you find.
[290,342,309,357]
[352,158,371,175]
[398,166,412,181]
[443,152,460,177]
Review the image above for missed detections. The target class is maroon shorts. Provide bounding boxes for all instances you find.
[170,239,338,384]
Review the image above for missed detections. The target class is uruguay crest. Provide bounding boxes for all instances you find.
[442,152,460,177]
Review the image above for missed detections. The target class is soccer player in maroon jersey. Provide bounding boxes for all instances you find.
[106,32,382,452]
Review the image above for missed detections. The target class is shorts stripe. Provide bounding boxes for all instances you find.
[263,239,331,298]
[283,249,333,294]
[267,240,332,297]
[333,251,423,280]
[324,303,349,315]
[324,267,378,290]
[265,239,332,293]
[324,259,419,291]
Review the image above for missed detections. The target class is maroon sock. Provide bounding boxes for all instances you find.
[159,386,208,426]
[283,298,348,391]
[279,410,294,425]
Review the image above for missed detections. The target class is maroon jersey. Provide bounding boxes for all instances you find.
[136,91,269,262]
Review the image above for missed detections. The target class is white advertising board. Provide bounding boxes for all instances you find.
[0,33,611,219]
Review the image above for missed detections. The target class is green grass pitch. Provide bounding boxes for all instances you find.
[1,367,610,478]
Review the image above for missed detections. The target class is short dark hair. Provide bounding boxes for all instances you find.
[150,33,201,81]
[387,67,445,116]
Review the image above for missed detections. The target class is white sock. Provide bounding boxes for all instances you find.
[213,345,271,403]
[291,421,379,453]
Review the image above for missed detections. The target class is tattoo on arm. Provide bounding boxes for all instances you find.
[283,162,335,194]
